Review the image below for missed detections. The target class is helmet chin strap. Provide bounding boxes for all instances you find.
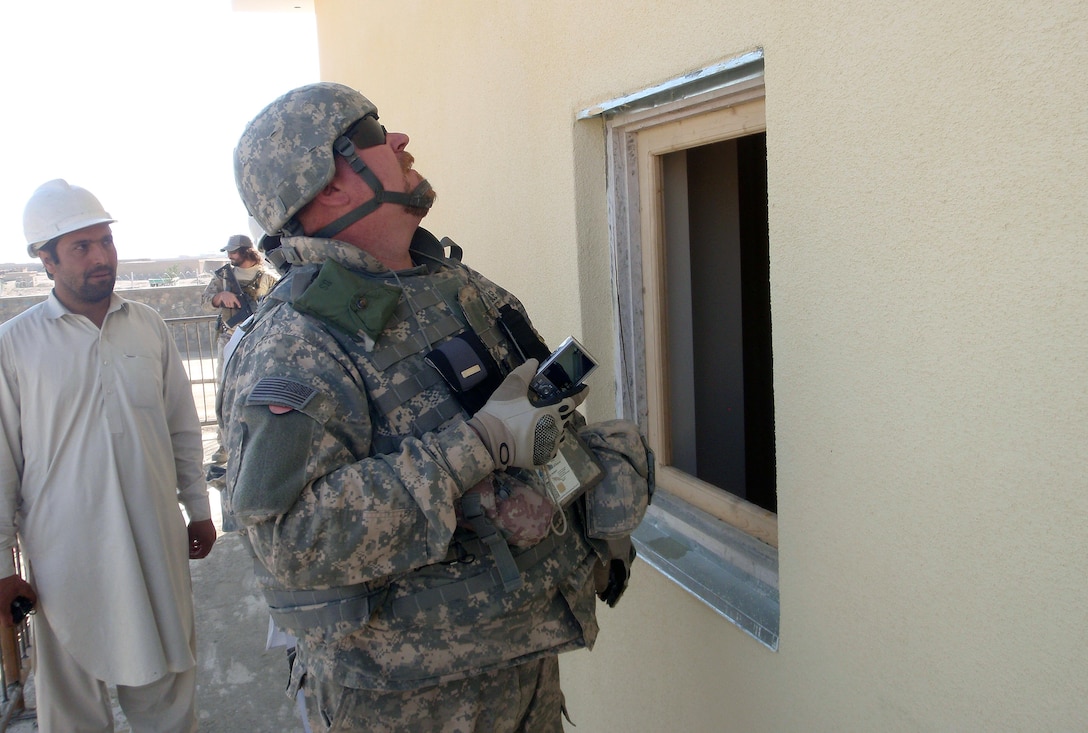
[311,136,435,240]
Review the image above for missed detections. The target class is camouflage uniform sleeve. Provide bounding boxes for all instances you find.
[257,269,280,297]
[201,269,228,313]
[225,327,496,590]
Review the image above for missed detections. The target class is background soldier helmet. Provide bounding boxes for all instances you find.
[234,82,378,236]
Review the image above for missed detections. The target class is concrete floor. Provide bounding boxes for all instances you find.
[4,430,309,732]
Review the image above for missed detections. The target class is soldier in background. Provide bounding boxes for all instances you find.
[202,233,277,474]
[202,233,278,364]
[221,83,652,732]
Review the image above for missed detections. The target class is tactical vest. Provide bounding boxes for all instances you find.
[264,246,522,456]
[228,232,652,693]
[234,232,598,641]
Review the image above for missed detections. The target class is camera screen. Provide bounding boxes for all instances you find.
[538,338,596,391]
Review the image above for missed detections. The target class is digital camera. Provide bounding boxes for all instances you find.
[529,336,598,403]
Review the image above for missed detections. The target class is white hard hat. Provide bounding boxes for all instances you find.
[23,179,115,257]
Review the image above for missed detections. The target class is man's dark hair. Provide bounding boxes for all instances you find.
[237,246,262,267]
[37,238,60,280]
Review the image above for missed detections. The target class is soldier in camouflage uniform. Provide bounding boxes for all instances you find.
[220,82,652,732]
[202,234,278,352]
[202,233,278,474]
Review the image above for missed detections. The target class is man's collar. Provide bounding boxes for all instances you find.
[43,291,124,320]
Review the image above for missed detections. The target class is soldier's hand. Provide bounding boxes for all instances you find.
[593,539,637,608]
[467,360,585,471]
[458,477,556,547]
[215,292,242,309]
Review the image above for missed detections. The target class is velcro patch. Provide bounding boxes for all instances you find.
[247,377,318,411]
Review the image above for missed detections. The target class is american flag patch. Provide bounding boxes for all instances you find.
[247,377,318,410]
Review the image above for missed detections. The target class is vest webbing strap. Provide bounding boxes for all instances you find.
[366,367,444,415]
[367,312,465,371]
[459,492,522,594]
[368,399,464,456]
[256,529,563,631]
[386,530,562,620]
[261,574,377,631]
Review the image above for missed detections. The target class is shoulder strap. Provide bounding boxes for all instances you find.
[221,316,252,371]
[460,492,523,592]
[409,227,463,266]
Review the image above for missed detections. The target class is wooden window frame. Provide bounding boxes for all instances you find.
[583,53,779,647]
[604,74,776,546]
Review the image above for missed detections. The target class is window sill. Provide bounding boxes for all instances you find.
[631,490,779,650]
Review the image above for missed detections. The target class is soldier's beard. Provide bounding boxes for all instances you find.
[399,152,436,218]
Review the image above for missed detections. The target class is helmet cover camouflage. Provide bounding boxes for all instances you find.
[234,82,378,235]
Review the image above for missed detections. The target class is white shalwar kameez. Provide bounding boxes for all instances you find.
[0,292,210,723]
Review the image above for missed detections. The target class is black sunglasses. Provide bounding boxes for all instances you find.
[344,114,387,150]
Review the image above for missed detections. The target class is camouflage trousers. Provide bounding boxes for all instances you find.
[304,655,565,732]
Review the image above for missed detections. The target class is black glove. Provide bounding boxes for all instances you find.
[594,540,637,607]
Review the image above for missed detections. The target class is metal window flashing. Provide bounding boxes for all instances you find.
[578,49,764,120]
[632,491,779,650]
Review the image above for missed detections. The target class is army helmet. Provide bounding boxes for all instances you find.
[234,82,378,236]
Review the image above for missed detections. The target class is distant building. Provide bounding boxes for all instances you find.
[1,257,226,298]
[115,257,227,279]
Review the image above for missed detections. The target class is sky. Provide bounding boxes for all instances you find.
[0,0,319,265]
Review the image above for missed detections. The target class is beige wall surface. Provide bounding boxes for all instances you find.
[313,1,1088,730]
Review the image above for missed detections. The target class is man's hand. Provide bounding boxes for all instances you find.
[468,359,588,471]
[188,519,217,559]
[458,477,556,547]
[0,574,36,628]
[213,292,242,309]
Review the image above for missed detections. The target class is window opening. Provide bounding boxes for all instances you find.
[662,133,774,512]
[582,51,779,648]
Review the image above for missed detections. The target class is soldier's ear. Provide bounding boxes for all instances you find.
[298,161,357,234]
[316,182,347,204]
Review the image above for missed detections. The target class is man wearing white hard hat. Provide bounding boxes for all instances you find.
[0,179,217,732]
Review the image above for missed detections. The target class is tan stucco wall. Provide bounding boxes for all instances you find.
[314,1,1088,730]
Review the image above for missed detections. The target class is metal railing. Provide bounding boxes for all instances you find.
[166,315,221,426]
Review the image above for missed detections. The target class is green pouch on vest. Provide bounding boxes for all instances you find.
[293,259,401,340]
